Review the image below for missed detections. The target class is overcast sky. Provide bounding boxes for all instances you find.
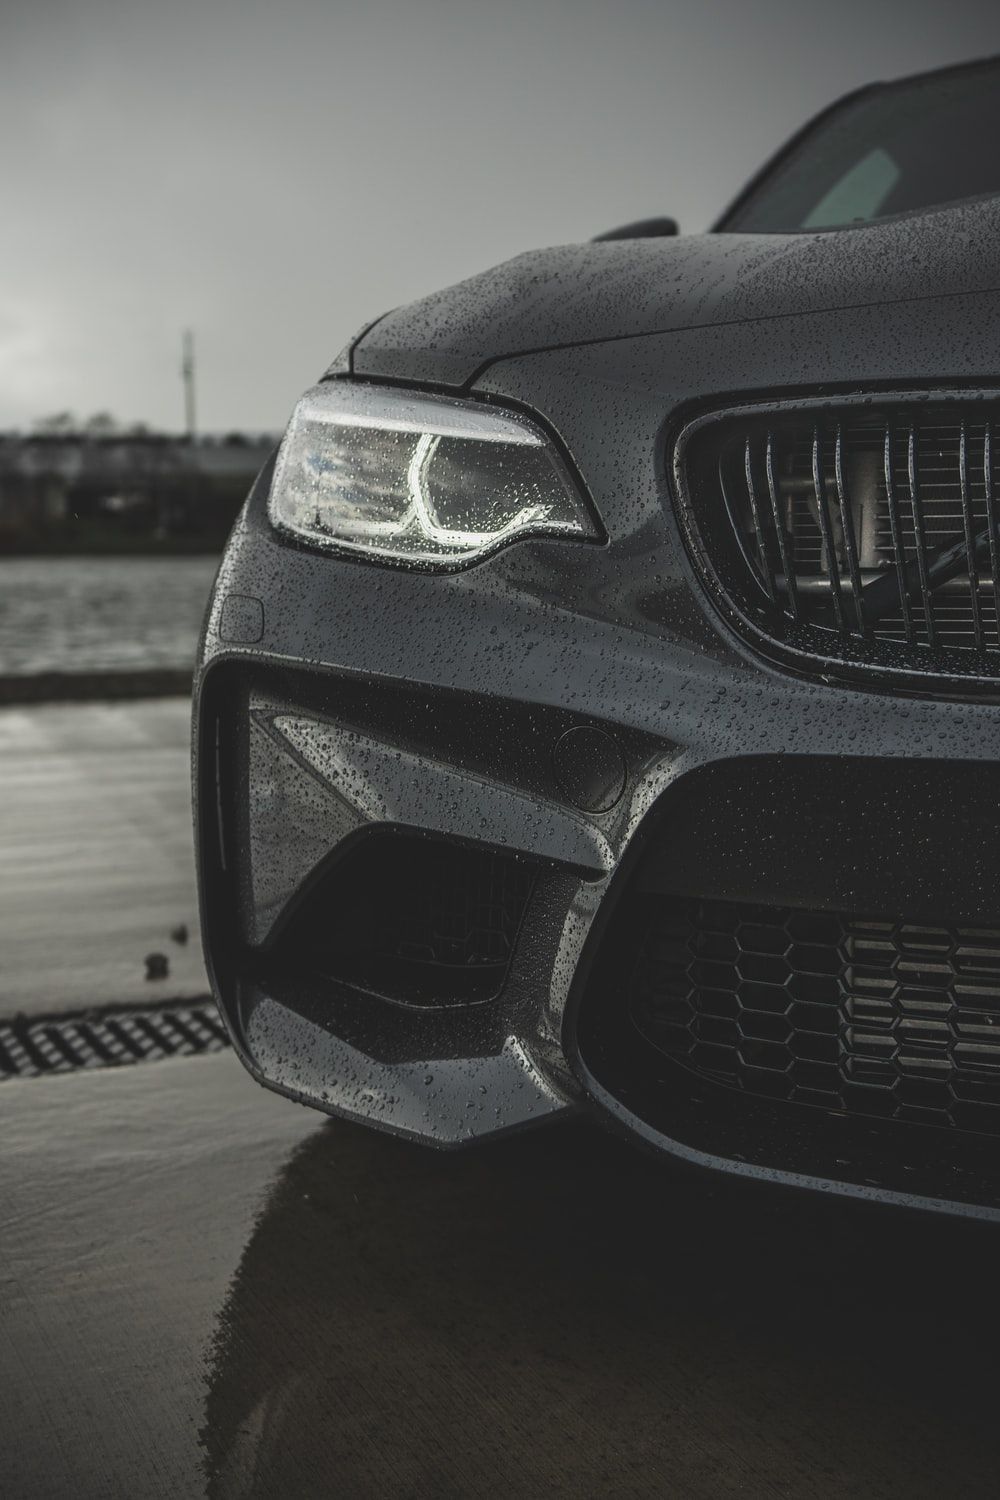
[4,0,1000,432]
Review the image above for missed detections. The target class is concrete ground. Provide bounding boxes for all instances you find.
[3,697,1000,1497]
[0,698,206,1016]
[3,1052,1000,1498]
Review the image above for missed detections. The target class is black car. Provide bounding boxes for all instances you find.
[195,56,1000,1219]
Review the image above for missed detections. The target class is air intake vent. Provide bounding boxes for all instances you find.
[676,395,1000,685]
[628,895,1000,1137]
[270,833,537,1007]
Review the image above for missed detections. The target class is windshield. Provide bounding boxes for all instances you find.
[725,62,1000,232]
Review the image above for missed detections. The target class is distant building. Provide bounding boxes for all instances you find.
[0,432,276,552]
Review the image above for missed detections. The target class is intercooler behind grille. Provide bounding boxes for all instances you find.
[629,895,1000,1136]
[677,396,1000,681]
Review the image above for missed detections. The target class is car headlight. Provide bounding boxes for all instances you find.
[267,381,597,566]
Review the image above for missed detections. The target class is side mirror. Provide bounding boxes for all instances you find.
[592,216,679,242]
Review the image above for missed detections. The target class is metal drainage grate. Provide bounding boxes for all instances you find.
[0,999,230,1080]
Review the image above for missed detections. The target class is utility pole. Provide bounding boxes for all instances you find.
[181,329,196,441]
[179,329,198,540]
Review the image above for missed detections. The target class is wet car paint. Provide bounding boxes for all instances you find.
[347,197,1000,388]
[192,54,1000,1216]
[195,256,1000,1214]
[3,1051,1000,1498]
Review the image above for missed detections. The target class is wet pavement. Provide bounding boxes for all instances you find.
[3,1048,1000,1498]
[1,698,206,1016]
[3,696,999,1495]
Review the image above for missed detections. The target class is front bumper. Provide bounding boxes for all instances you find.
[196,294,1000,1214]
[194,499,1000,1216]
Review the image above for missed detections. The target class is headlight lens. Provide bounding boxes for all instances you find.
[267,381,597,566]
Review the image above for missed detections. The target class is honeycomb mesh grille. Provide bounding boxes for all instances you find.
[629,897,1000,1135]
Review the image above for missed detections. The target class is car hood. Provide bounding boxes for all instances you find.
[348,194,1000,389]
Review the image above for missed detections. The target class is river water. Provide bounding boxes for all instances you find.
[0,556,219,675]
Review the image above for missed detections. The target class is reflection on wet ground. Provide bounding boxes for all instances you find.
[3,1052,998,1497]
[0,699,206,1016]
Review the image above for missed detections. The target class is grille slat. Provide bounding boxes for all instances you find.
[766,430,799,621]
[744,436,777,605]
[985,423,1000,636]
[882,424,914,643]
[958,422,985,650]
[680,398,1000,679]
[834,424,866,638]
[812,425,846,631]
[906,426,936,646]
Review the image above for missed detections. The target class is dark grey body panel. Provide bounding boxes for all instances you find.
[196,211,1000,1217]
[347,200,1000,388]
